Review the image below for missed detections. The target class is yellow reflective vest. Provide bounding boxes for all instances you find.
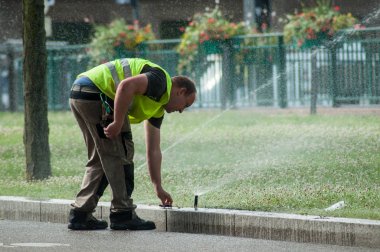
[78,58,172,124]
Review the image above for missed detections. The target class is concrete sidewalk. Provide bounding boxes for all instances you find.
[0,196,379,249]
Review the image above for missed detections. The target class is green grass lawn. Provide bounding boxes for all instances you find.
[0,109,379,220]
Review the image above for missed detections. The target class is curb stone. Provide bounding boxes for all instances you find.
[1,196,379,248]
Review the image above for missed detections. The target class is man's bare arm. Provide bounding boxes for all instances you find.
[104,74,148,138]
[144,120,173,205]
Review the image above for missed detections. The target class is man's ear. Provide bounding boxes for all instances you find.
[179,87,187,96]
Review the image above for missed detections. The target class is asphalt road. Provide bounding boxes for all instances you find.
[0,220,378,252]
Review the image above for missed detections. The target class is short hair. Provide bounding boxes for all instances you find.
[171,76,197,96]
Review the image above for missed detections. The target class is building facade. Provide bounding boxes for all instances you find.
[1,0,379,44]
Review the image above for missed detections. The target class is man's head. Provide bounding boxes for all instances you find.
[164,76,197,113]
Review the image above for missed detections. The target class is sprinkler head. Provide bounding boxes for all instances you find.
[159,204,172,209]
[194,195,198,210]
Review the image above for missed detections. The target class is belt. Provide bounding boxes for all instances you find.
[70,84,101,101]
[69,85,115,111]
[71,84,100,93]
[70,84,115,115]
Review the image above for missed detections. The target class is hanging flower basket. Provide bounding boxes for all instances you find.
[177,6,246,73]
[200,40,224,54]
[88,19,155,65]
[300,31,331,49]
[283,0,358,49]
[114,43,148,58]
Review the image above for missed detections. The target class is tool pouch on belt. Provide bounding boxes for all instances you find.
[96,93,114,139]
[96,117,113,139]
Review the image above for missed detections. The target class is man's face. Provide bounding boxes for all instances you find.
[164,88,196,113]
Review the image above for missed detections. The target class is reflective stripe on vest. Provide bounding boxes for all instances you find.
[77,58,172,124]
[105,58,131,90]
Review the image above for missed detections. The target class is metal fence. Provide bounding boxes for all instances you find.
[0,27,379,111]
[0,42,90,111]
[186,27,380,109]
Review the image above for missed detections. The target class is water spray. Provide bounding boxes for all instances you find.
[147,7,380,210]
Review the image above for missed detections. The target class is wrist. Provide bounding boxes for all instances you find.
[111,120,123,131]
[113,112,125,126]
[154,183,163,192]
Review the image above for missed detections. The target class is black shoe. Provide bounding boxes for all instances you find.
[68,209,108,230]
[110,211,156,230]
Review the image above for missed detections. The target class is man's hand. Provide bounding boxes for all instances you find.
[104,121,122,139]
[155,186,173,206]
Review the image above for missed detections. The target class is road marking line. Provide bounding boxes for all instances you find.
[0,243,70,248]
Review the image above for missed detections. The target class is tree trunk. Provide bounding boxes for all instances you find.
[23,0,51,180]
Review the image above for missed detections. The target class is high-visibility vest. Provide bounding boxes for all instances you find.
[78,58,172,124]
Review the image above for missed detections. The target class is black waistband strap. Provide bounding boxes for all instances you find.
[70,90,115,109]
[70,90,101,100]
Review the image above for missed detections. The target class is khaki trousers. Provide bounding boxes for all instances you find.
[70,96,135,213]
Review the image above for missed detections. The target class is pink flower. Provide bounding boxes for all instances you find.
[200,31,210,41]
[208,18,216,24]
[354,24,365,30]
[333,6,340,12]
[306,28,315,39]
[230,23,237,28]
[261,22,268,31]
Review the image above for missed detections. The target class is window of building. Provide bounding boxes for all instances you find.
[51,22,92,44]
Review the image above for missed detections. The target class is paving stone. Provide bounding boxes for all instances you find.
[167,208,234,236]
[234,211,380,248]
[1,197,379,248]
[0,196,40,222]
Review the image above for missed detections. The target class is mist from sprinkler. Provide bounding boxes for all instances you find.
[150,7,380,210]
